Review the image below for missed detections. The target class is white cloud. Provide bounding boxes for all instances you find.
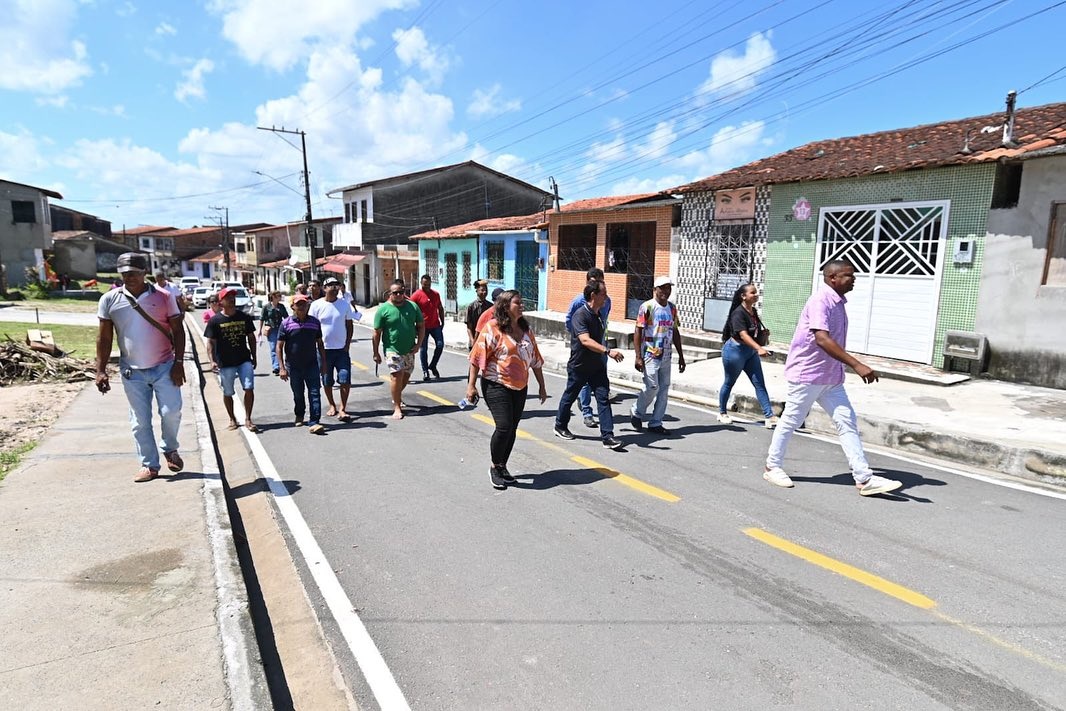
[610,174,687,196]
[634,121,676,160]
[0,128,47,176]
[36,95,71,108]
[392,27,450,86]
[116,2,136,17]
[174,58,215,102]
[0,0,92,94]
[587,134,627,163]
[208,0,416,71]
[699,32,776,98]
[678,120,772,177]
[467,84,521,119]
[155,22,177,36]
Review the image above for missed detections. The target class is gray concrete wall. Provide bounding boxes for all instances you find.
[54,240,97,279]
[0,182,51,286]
[979,155,1066,388]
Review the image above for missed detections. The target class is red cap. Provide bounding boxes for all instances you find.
[291,293,309,304]
[218,287,236,301]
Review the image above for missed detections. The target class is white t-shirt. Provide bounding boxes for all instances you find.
[158,281,183,301]
[98,285,179,368]
[309,297,355,349]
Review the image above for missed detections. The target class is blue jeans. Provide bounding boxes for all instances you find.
[119,358,182,471]
[287,363,322,426]
[631,357,672,427]
[321,348,351,387]
[267,329,280,372]
[556,367,614,438]
[578,352,609,418]
[420,325,444,372]
[720,339,773,417]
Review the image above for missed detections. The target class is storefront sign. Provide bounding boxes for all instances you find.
[792,197,812,222]
[714,187,756,220]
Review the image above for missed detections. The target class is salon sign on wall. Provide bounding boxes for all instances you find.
[791,197,812,221]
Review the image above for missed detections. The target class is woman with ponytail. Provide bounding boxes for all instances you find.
[718,283,776,427]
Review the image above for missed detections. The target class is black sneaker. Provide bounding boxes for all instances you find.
[648,425,670,436]
[422,370,431,381]
[602,435,623,449]
[553,426,575,441]
[489,466,508,489]
[496,465,516,484]
[630,414,642,430]
[430,367,440,379]
[583,415,596,428]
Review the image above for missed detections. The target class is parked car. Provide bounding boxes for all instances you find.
[230,287,254,315]
[179,276,201,293]
[191,286,212,308]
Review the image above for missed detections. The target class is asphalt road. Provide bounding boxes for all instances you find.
[236,326,1066,711]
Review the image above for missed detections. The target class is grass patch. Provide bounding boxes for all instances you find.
[0,322,99,359]
[5,296,102,313]
[0,441,37,482]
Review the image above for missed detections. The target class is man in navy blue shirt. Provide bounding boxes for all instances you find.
[565,268,611,429]
[555,280,625,449]
[277,294,328,434]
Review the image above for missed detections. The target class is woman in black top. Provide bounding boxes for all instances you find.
[718,283,776,427]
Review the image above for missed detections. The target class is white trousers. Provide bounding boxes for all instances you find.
[765,382,873,484]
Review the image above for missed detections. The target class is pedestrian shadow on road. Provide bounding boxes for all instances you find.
[789,469,943,503]
[228,478,302,499]
[349,380,384,388]
[163,470,213,482]
[510,467,608,490]
[660,423,745,437]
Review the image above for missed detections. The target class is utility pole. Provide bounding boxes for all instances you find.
[209,206,230,279]
[258,125,315,282]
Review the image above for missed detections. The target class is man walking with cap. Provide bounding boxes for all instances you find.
[411,273,445,380]
[475,287,504,336]
[565,268,611,429]
[205,287,259,432]
[631,276,686,435]
[310,276,356,421]
[465,279,492,349]
[277,293,328,434]
[95,252,186,482]
[763,259,902,496]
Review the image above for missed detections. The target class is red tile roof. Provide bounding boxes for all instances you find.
[120,225,175,236]
[411,213,546,240]
[188,249,224,263]
[51,230,97,240]
[158,226,223,237]
[675,101,1066,193]
[557,193,659,212]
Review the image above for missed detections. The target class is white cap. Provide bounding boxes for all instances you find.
[654,275,674,288]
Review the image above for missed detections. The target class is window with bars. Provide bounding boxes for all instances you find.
[557,224,596,272]
[487,242,504,280]
[462,251,472,288]
[425,249,439,282]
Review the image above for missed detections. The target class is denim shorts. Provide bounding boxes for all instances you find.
[322,348,352,387]
[219,360,255,396]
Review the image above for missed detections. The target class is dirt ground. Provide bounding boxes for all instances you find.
[0,380,89,460]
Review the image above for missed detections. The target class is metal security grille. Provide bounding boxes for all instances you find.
[445,253,457,303]
[818,204,943,275]
[515,241,539,308]
[703,222,755,300]
[462,251,471,288]
[425,249,439,283]
[486,242,504,280]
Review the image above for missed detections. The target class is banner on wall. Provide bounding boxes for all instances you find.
[714,187,756,220]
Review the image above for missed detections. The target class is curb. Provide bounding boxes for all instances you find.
[442,335,1066,489]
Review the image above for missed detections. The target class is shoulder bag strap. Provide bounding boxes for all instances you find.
[122,287,175,346]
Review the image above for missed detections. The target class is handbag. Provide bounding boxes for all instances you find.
[754,314,769,347]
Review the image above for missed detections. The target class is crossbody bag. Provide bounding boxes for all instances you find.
[121,286,175,347]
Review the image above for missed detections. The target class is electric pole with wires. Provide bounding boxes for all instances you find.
[257,125,316,282]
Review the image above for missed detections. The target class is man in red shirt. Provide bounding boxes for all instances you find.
[410,273,445,380]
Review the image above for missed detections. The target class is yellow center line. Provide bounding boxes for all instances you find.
[571,455,681,503]
[743,527,936,609]
[465,415,679,501]
[929,610,1066,674]
[417,390,454,406]
[351,361,369,371]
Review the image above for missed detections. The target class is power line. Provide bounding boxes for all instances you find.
[1019,62,1066,94]
[57,173,301,204]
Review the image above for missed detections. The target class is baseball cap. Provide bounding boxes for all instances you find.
[491,287,504,300]
[291,293,309,304]
[116,252,149,273]
[323,277,341,286]
[654,275,674,288]
[218,287,237,300]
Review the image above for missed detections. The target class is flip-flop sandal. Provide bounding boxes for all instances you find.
[246,424,260,433]
[338,414,352,422]
[227,422,240,431]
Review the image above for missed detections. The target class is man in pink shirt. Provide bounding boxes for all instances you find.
[410,273,445,381]
[763,260,902,497]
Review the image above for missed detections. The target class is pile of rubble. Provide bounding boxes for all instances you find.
[0,337,96,387]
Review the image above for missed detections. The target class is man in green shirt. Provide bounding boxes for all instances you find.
[373,280,424,420]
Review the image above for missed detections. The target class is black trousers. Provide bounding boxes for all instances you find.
[481,378,528,466]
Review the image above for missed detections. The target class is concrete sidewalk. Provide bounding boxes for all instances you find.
[357,304,1066,488]
[0,356,267,709]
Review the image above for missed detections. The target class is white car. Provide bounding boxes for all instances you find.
[229,286,254,315]
[191,286,212,308]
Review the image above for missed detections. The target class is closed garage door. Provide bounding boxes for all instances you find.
[814,201,948,363]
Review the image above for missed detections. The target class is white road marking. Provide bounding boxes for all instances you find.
[539,368,1066,502]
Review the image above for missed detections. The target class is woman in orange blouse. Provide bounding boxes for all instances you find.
[466,289,548,489]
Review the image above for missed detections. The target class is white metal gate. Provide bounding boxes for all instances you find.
[814,200,948,363]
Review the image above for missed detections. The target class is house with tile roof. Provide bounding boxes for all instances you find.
[0,178,63,290]
[545,193,681,320]
[412,212,550,313]
[670,96,1066,388]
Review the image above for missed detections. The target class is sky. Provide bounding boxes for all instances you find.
[2,0,1065,233]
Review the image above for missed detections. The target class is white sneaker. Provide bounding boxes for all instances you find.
[764,416,779,429]
[857,475,902,497]
[763,467,794,488]
[717,412,734,424]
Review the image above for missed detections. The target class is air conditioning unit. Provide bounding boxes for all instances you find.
[943,330,988,376]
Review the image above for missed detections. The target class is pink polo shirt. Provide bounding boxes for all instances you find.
[783,283,848,385]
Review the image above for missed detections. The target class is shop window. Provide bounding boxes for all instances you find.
[557,224,596,272]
